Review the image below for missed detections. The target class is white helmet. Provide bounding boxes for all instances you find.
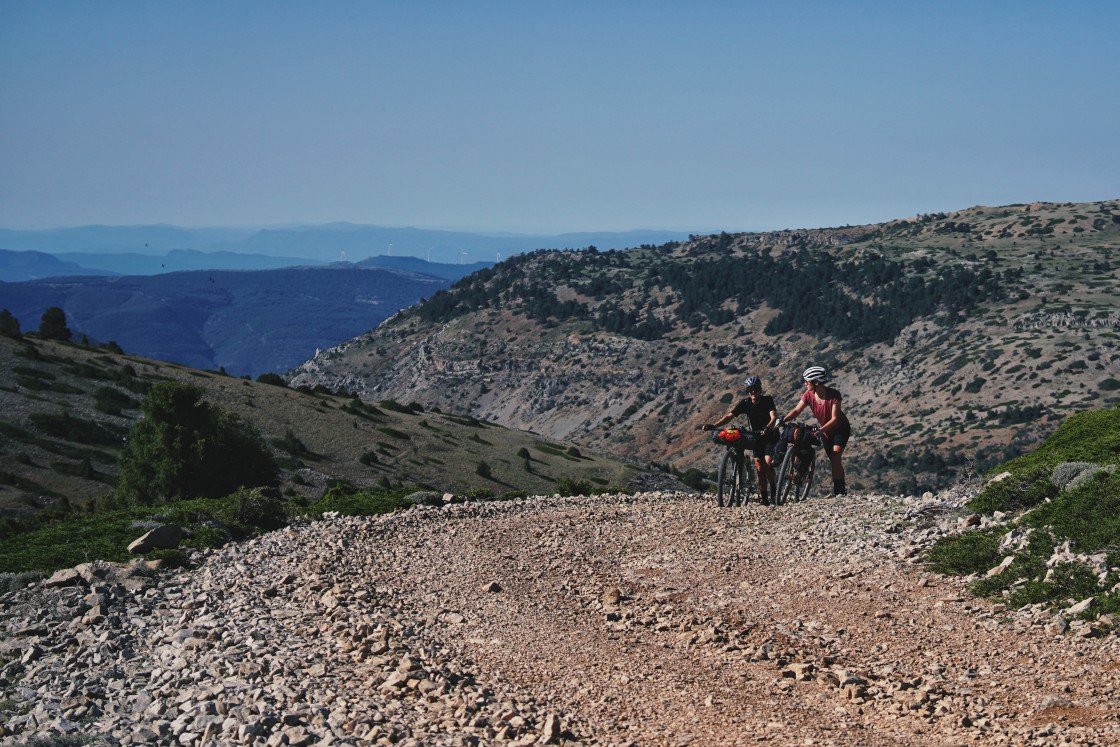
[802,365,827,383]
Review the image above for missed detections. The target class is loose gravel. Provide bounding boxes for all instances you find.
[3,489,1119,746]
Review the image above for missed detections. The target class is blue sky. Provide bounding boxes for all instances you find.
[1,0,1117,233]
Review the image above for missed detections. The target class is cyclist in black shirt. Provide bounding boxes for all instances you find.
[704,375,779,504]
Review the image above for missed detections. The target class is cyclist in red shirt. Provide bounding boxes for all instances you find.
[782,365,851,497]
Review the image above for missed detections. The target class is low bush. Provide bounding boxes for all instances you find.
[926,529,1003,576]
[928,403,1120,614]
[306,486,414,518]
[556,476,593,497]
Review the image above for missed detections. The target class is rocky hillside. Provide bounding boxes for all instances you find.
[3,488,1119,745]
[288,200,1120,494]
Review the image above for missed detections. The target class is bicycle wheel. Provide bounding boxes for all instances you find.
[773,448,796,506]
[796,457,816,502]
[716,450,737,508]
[740,455,758,505]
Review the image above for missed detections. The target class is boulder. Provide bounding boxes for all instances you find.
[43,568,82,588]
[127,525,184,554]
[402,491,443,507]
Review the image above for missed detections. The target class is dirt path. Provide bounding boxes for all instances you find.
[4,490,1119,746]
[359,492,1120,746]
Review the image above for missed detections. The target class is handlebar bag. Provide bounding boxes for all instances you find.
[714,428,759,449]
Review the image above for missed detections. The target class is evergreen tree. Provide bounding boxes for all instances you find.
[0,309,21,339]
[117,381,279,505]
[38,306,72,341]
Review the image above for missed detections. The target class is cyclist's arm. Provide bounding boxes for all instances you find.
[765,407,777,430]
[783,399,806,423]
[711,411,734,428]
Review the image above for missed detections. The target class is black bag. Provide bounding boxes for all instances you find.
[782,423,818,448]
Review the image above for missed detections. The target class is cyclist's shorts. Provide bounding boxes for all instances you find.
[752,429,780,459]
[819,423,851,450]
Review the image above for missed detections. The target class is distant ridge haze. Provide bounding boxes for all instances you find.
[0,223,694,266]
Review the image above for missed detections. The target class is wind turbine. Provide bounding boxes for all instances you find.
[387,243,392,257]
[460,248,469,265]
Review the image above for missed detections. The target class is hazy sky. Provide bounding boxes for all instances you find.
[2,1,1117,233]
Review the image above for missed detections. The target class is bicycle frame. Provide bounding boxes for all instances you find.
[773,423,820,504]
[711,426,761,508]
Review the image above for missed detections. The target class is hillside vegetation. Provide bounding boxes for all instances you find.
[927,403,1120,616]
[0,334,653,539]
[290,199,1120,494]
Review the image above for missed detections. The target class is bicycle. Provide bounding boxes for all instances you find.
[773,421,821,505]
[702,425,762,508]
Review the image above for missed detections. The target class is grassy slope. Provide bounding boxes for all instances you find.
[0,334,649,527]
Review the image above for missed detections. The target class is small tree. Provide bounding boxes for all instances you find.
[117,381,279,505]
[0,309,21,339]
[38,306,72,341]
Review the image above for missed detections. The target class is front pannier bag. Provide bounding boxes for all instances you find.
[714,428,760,449]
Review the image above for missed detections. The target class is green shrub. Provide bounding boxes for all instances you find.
[0,570,45,594]
[94,385,139,415]
[223,486,288,534]
[556,476,593,497]
[307,487,411,517]
[255,373,287,387]
[680,468,708,491]
[1050,461,1099,491]
[967,404,1120,514]
[968,467,1056,514]
[29,411,123,446]
[1024,469,1120,554]
[926,529,1003,576]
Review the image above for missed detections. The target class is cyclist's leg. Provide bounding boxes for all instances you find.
[752,447,768,502]
[763,443,778,493]
[821,428,849,495]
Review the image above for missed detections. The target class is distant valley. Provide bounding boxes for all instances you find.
[0,266,449,376]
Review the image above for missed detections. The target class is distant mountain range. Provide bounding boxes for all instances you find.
[0,223,693,279]
[0,265,451,376]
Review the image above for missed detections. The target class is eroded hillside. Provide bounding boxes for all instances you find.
[289,200,1120,493]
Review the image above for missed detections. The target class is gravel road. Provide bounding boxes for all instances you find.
[3,490,1119,746]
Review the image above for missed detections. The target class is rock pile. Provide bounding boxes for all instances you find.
[3,489,1119,746]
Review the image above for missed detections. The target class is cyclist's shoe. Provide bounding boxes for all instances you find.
[825,480,848,498]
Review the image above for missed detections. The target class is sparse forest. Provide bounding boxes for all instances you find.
[414,241,1018,346]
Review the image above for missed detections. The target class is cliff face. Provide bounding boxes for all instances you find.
[289,200,1120,493]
